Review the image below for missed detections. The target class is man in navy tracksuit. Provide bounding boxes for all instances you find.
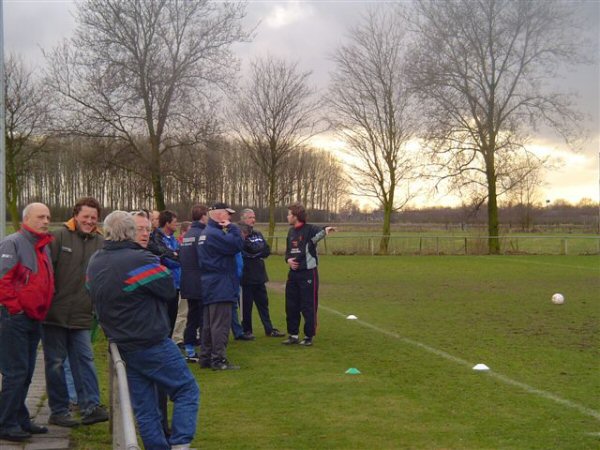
[239,209,285,338]
[179,205,208,362]
[282,202,335,347]
[197,203,244,370]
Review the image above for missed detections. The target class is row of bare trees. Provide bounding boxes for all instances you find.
[14,135,345,224]
[4,0,594,254]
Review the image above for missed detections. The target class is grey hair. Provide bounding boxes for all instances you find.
[22,202,46,221]
[240,208,254,219]
[104,211,137,242]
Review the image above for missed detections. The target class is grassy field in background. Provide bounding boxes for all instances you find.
[73,255,599,449]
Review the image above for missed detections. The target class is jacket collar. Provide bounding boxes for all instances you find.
[20,224,53,249]
[103,240,144,251]
[64,217,102,237]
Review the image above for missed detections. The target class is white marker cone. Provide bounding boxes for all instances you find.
[472,363,490,371]
[346,315,357,320]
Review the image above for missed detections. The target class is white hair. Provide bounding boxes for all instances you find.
[104,211,137,241]
[22,202,46,221]
[240,208,254,219]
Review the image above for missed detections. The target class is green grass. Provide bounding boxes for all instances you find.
[73,255,600,449]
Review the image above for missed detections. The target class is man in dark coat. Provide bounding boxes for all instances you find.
[87,211,199,449]
[239,208,284,338]
[42,197,108,427]
[179,204,208,361]
[197,202,244,370]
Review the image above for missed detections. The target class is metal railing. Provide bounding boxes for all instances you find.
[268,235,600,256]
[109,343,141,450]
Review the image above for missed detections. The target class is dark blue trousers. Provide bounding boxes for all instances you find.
[0,307,40,433]
[241,283,275,335]
[285,268,319,338]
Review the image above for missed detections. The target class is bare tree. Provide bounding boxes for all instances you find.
[45,0,248,210]
[4,55,50,231]
[407,0,590,253]
[229,55,322,240]
[329,7,419,254]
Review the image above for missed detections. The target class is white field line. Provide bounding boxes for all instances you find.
[322,305,600,422]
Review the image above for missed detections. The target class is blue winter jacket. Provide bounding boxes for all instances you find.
[197,219,244,305]
[179,221,205,300]
[152,228,181,289]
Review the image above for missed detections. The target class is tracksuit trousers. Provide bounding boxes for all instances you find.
[285,268,319,338]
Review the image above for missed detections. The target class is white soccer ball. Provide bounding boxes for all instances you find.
[551,293,565,305]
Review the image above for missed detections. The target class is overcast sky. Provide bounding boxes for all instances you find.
[3,0,599,207]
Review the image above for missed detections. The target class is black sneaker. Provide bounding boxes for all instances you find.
[282,336,299,345]
[24,422,48,434]
[267,329,285,337]
[49,413,79,428]
[185,353,200,363]
[211,359,240,371]
[81,405,109,425]
[299,337,313,346]
[0,429,32,442]
[235,333,255,341]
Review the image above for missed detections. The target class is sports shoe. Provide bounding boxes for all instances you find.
[211,359,240,371]
[0,429,31,442]
[281,335,299,345]
[267,329,285,337]
[185,353,200,363]
[235,333,255,341]
[24,422,48,434]
[299,337,313,346]
[49,413,79,428]
[81,405,109,425]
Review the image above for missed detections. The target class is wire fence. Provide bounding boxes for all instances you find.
[268,235,600,256]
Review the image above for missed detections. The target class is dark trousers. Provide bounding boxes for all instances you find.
[200,303,232,365]
[183,298,203,346]
[0,307,40,433]
[241,284,274,335]
[285,269,319,338]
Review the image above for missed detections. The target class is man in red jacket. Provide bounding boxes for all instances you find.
[0,203,54,442]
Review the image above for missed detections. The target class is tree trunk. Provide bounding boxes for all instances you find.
[5,144,20,232]
[267,172,276,247]
[379,202,392,255]
[486,154,500,255]
[150,140,166,210]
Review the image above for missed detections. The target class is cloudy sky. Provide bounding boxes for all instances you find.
[4,0,599,207]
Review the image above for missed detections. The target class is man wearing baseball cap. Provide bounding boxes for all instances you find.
[197,202,244,370]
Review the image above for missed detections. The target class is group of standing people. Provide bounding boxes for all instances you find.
[0,198,333,449]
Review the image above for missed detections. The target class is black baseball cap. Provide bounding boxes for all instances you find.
[209,202,235,214]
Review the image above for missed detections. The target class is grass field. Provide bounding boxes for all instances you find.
[73,255,600,449]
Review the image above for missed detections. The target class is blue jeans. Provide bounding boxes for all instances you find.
[64,357,78,404]
[231,299,243,338]
[0,306,40,433]
[42,325,101,416]
[121,338,199,450]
